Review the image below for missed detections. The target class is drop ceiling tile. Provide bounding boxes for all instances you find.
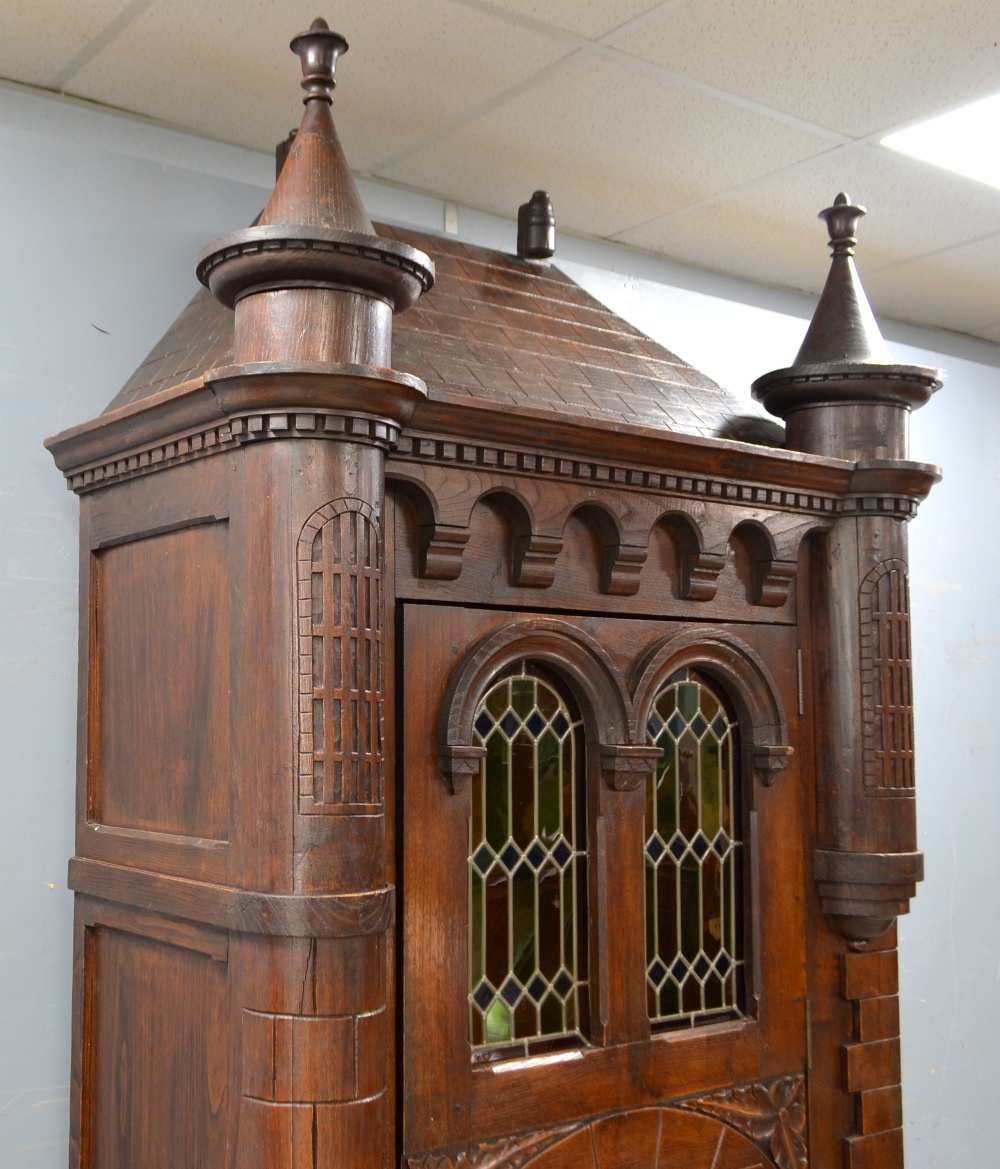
[479,0,664,39]
[618,145,1000,286]
[615,0,1000,137]
[863,234,1000,335]
[0,0,127,87]
[64,0,571,168]
[378,52,831,238]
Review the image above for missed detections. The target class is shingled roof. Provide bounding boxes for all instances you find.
[106,223,753,441]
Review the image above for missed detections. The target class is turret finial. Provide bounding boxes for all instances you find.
[819,192,865,258]
[290,18,348,104]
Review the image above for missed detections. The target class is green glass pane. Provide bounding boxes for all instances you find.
[511,731,535,848]
[701,853,722,959]
[486,999,512,1044]
[561,735,575,842]
[701,736,722,838]
[485,682,509,718]
[656,861,679,965]
[470,1008,484,1047]
[537,863,561,979]
[680,862,701,960]
[677,729,699,838]
[723,851,735,954]
[514,997,537,1039]
[721,733,733,826]
[537,730,561,839]
[659,982,680,1018]
[704,972,723,1011]
[511,863,537,983]
[655,743,678,837]
[484,733,509,852]
[562,867,575,975]
[511,676,535,719]
[470,871,485,985]
[540,992,563,1036]
[645,859,657,962]
[677,681,699,720]
[572,855,587,981]
[484,873,510,990]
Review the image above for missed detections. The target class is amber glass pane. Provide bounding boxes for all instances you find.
[645,669,743,1026]
[469,666,588,1058]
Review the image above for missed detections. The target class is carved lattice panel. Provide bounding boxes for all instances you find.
[297,498,384,812]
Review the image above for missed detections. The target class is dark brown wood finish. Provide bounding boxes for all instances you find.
[46,24,940,1169]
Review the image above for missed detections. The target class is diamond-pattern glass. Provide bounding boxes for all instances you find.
[469,666,588,1057]
[645,670,743,1026]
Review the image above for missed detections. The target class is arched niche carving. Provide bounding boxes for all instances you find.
[474,488,561,589]
[653,511,726,602]
[437,618,634,792]
[562,502,645,597]
[632,628,793,787]
[390,475,471,582]
[729,520,796,609]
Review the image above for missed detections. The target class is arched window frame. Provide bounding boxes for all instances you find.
[467,660,590,1060]
[437,619,634,1061]
[642,666,745,1028]
[631,629,795,1024]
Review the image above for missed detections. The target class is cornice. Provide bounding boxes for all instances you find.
[45,372,939,523]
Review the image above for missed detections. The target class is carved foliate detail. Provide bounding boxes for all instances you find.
[859,559,914,792]
[409,1076,806,1169]
[297,498,383,812]
[679,1074,808,1169]
[404,1126,573,1169]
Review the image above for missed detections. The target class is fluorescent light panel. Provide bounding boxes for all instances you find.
[882,92,1000,191]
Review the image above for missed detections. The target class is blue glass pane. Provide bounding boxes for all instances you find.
[499,711,520,738]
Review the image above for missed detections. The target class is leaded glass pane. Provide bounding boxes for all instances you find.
[645,669,743,1027]
[469,665,588,1059]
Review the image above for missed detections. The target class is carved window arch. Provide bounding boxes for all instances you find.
[644,668,744,1026]
[468,661,590,1059]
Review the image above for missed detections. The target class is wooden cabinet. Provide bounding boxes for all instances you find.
[46,20,941,1169]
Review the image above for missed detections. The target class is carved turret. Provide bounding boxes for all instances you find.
[754,193,940,461]
[755,196,942,944]
[197,17,433,373]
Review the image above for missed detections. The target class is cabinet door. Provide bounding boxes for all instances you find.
[400,603,808,1169]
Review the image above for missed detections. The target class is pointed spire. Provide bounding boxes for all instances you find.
[196,18,433,374]
[752,193,941,459]
[259,18,373,234]
[793,193,890,366]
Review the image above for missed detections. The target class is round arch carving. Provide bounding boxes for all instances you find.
[437,618,633,792]
[632,628,793,787]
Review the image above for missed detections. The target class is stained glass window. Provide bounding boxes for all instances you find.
[645,670,743,1026]
[469,664,589,1058]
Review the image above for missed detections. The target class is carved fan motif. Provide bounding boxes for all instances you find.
[679,1074,808,1169]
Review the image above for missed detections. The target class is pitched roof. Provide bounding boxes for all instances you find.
[106,223,752,440]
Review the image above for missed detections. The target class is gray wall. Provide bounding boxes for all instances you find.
[1,81,996,1168]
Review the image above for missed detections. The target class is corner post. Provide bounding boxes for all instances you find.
[754,194,941,945]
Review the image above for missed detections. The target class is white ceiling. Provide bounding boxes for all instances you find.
[4,0,999,342]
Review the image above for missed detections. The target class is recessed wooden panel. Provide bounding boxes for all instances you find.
[86,924,228,1169]
[91,521,230,840]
